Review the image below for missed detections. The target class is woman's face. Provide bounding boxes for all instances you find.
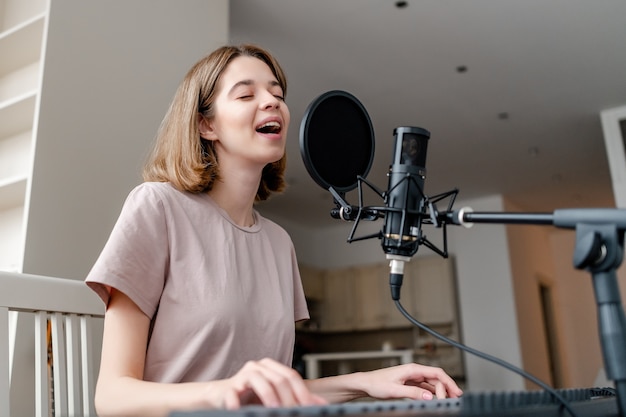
[200,56,290,172]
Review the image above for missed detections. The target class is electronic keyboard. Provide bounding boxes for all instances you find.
[170,387,618,417]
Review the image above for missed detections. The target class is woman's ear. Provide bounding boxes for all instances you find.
[198,114,218,141]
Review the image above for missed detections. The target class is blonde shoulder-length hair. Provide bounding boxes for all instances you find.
[143,44,288,201]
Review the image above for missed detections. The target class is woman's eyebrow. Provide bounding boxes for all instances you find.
[228,80,253,96]
[228,79,281,96]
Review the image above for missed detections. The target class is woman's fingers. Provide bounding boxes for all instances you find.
[222,388,242,410]
[434,381,447,399]
[231,359,325,408]
[362,363,463,401]
[409,365,463,398]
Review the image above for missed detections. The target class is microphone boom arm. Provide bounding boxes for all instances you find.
[456,208,626,417]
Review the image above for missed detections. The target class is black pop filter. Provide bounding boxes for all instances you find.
[299,90,375,192]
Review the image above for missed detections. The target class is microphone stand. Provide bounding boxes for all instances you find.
[461,208,626,417]
[328,175,626,415]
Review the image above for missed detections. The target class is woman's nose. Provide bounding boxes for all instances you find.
[260,91,280,109]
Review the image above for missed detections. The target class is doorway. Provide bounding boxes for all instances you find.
[539,282,563,388]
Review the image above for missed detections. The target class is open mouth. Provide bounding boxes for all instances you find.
[256,121,282,134]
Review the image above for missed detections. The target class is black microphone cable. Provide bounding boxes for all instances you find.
[389,280,581,417]
[343,172,580,416]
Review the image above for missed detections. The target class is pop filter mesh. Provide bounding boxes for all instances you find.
[301,92,374,192]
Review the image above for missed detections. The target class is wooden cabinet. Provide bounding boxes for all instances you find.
[299,264,325,301]
[305,256,458,332]
[353,262,414,330]
[405,256,457,325]
[320,266,357,331]
[296,257,464,379]
[353,262,388,329]
[0,0,47,272]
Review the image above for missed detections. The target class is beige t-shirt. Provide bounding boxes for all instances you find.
[86,182,309,382]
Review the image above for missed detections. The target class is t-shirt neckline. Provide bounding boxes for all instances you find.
[203,193,262,233]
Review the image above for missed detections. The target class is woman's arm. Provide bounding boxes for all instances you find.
[94,289,325,417]
[305,363,463,404]
[94,288,213,416]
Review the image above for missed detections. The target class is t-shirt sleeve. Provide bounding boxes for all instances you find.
[85,183,169,318]
[290,244,310,322]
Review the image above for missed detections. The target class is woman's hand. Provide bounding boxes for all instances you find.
[305,363,462,404]
[357,363,463,401]
[212,358,328,409]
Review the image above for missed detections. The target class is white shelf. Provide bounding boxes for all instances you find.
[0,61,39,102]
[303,349,414,379]
[0,203,24,272]
[0,13,45,78]
[0,130,32,180]
[0,0,46,274]
[0,90,36,139]
[0,0,47,32]
[0,175,27,210]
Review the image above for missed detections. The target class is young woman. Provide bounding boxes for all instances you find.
[86,44,462,417]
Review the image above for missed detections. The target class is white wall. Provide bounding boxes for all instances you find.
[446,195,524,391]
[281,194,525,391]
[10,2,229,415]
[22,0,229,279]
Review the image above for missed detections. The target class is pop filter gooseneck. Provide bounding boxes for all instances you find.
[299,90,375,193]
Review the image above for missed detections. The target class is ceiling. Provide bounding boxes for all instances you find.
[229,0,626,228]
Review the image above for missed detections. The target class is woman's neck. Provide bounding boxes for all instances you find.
[208,164,261,228]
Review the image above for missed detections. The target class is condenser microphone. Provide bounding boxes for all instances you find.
[382,127,430,300]
[382,127,430,256]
